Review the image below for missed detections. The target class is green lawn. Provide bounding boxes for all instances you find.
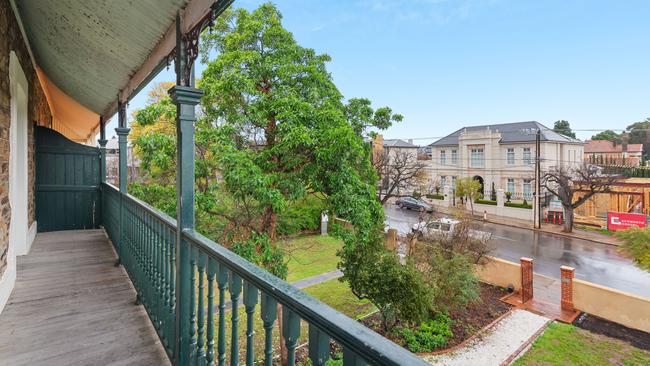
[219,278,372,363]
[303,278,376,319]
[214,235,369,363]
[513,322,650,366]
[282,235,343,282]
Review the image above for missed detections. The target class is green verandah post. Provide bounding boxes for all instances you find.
[115,99,130,267]
[98,116,107,227]
[171,11,204,365]
[98,116,107,183]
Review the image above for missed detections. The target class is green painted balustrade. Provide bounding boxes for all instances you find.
[101,183,428,366]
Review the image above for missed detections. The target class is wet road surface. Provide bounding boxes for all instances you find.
[384,204,650,298]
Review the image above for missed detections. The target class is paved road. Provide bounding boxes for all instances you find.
[384,204,650,298]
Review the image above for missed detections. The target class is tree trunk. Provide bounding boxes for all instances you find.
[469,197,474,216]
[263,206,278,240]
[563,207,574,233]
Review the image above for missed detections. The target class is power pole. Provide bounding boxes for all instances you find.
[534,128,541,229]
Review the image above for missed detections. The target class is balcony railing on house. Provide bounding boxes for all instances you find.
[101,183,427,366]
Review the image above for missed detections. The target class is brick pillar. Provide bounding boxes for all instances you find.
[520,257,533,303]
[560,266,575,311]
[385,229,397,251]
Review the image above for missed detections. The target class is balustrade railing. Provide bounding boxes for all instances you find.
[102,183,428,366]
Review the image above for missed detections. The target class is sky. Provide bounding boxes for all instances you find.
[105,0,650,144]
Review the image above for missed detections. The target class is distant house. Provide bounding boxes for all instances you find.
[105,136,140,186]
[427,121,584,199]
[371,135,422,198]
[584,140,643,166]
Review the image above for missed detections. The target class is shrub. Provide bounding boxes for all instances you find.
[276,193,326,236]
[425,247,480,312]
[426,194,444,200]
[397,313,453,353]
[231,233,288,279]
[505,201,532,209]
[413,190,422,198]
[615,227,650,272]
[129,183,176,217]
[505,191,512,202]
[358,253,434,331]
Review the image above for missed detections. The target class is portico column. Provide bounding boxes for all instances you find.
[98,116,108,183]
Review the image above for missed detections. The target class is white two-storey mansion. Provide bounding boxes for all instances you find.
[426,121,584,199]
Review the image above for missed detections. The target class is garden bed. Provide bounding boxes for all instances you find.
[358,283,512,352]
[573,313,650,351]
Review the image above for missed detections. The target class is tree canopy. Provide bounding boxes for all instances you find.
[591,129,621,143]
[129,3,398,282]
[553,120,576,138]
[627,118,650,159]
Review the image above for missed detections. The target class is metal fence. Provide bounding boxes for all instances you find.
[101,183,427,366]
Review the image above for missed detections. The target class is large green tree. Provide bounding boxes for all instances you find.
[591,129,621,143]
[131,4,401,281]
[199,3,387,242]
[627,118,650,159]
[553,120,576,138]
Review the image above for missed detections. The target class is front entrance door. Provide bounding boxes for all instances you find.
[35,127,101,232]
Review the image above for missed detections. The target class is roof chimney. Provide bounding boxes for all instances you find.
[408,139,413,145]
[622,132,629,152]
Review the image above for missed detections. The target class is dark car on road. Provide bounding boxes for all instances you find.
[396,196,433,212]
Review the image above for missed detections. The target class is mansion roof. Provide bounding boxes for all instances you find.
[430,121,583,147]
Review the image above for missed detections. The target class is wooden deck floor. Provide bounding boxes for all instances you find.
[0,230,170,366]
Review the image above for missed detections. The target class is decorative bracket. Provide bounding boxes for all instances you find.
[169,2,230,86]
[118,99,127,128]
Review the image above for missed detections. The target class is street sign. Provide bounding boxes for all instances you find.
[606,211,647,231]
[549,198,562,211]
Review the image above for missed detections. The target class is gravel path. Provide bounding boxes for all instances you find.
[423,309,549,366]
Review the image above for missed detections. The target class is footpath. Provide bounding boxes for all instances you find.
[423,309,550,366]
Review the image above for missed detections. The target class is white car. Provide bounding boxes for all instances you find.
[412,217,492,242]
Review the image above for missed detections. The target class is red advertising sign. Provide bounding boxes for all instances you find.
[607,212,647,231]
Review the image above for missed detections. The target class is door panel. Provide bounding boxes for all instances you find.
[35,127,101,232]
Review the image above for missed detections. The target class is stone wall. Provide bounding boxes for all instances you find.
[0,0,52,276]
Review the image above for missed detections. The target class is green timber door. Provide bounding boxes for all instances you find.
[35,126,101,232]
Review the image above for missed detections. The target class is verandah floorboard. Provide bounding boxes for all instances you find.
[0,229,170,366]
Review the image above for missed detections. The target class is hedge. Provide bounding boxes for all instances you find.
[426,194,444,200]
[505,201,532,209]
[474,199,497,206]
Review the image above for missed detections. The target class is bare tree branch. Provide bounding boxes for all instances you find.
[375,149,426,204]
[541,164,618,232]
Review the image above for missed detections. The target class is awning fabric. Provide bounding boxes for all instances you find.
[35,67,99,143]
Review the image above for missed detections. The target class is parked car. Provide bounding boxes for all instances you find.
[396,196,433,212]
[412,217,492,242]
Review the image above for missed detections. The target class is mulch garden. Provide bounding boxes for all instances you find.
[359,282,512,351]
[573,313,650,351]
